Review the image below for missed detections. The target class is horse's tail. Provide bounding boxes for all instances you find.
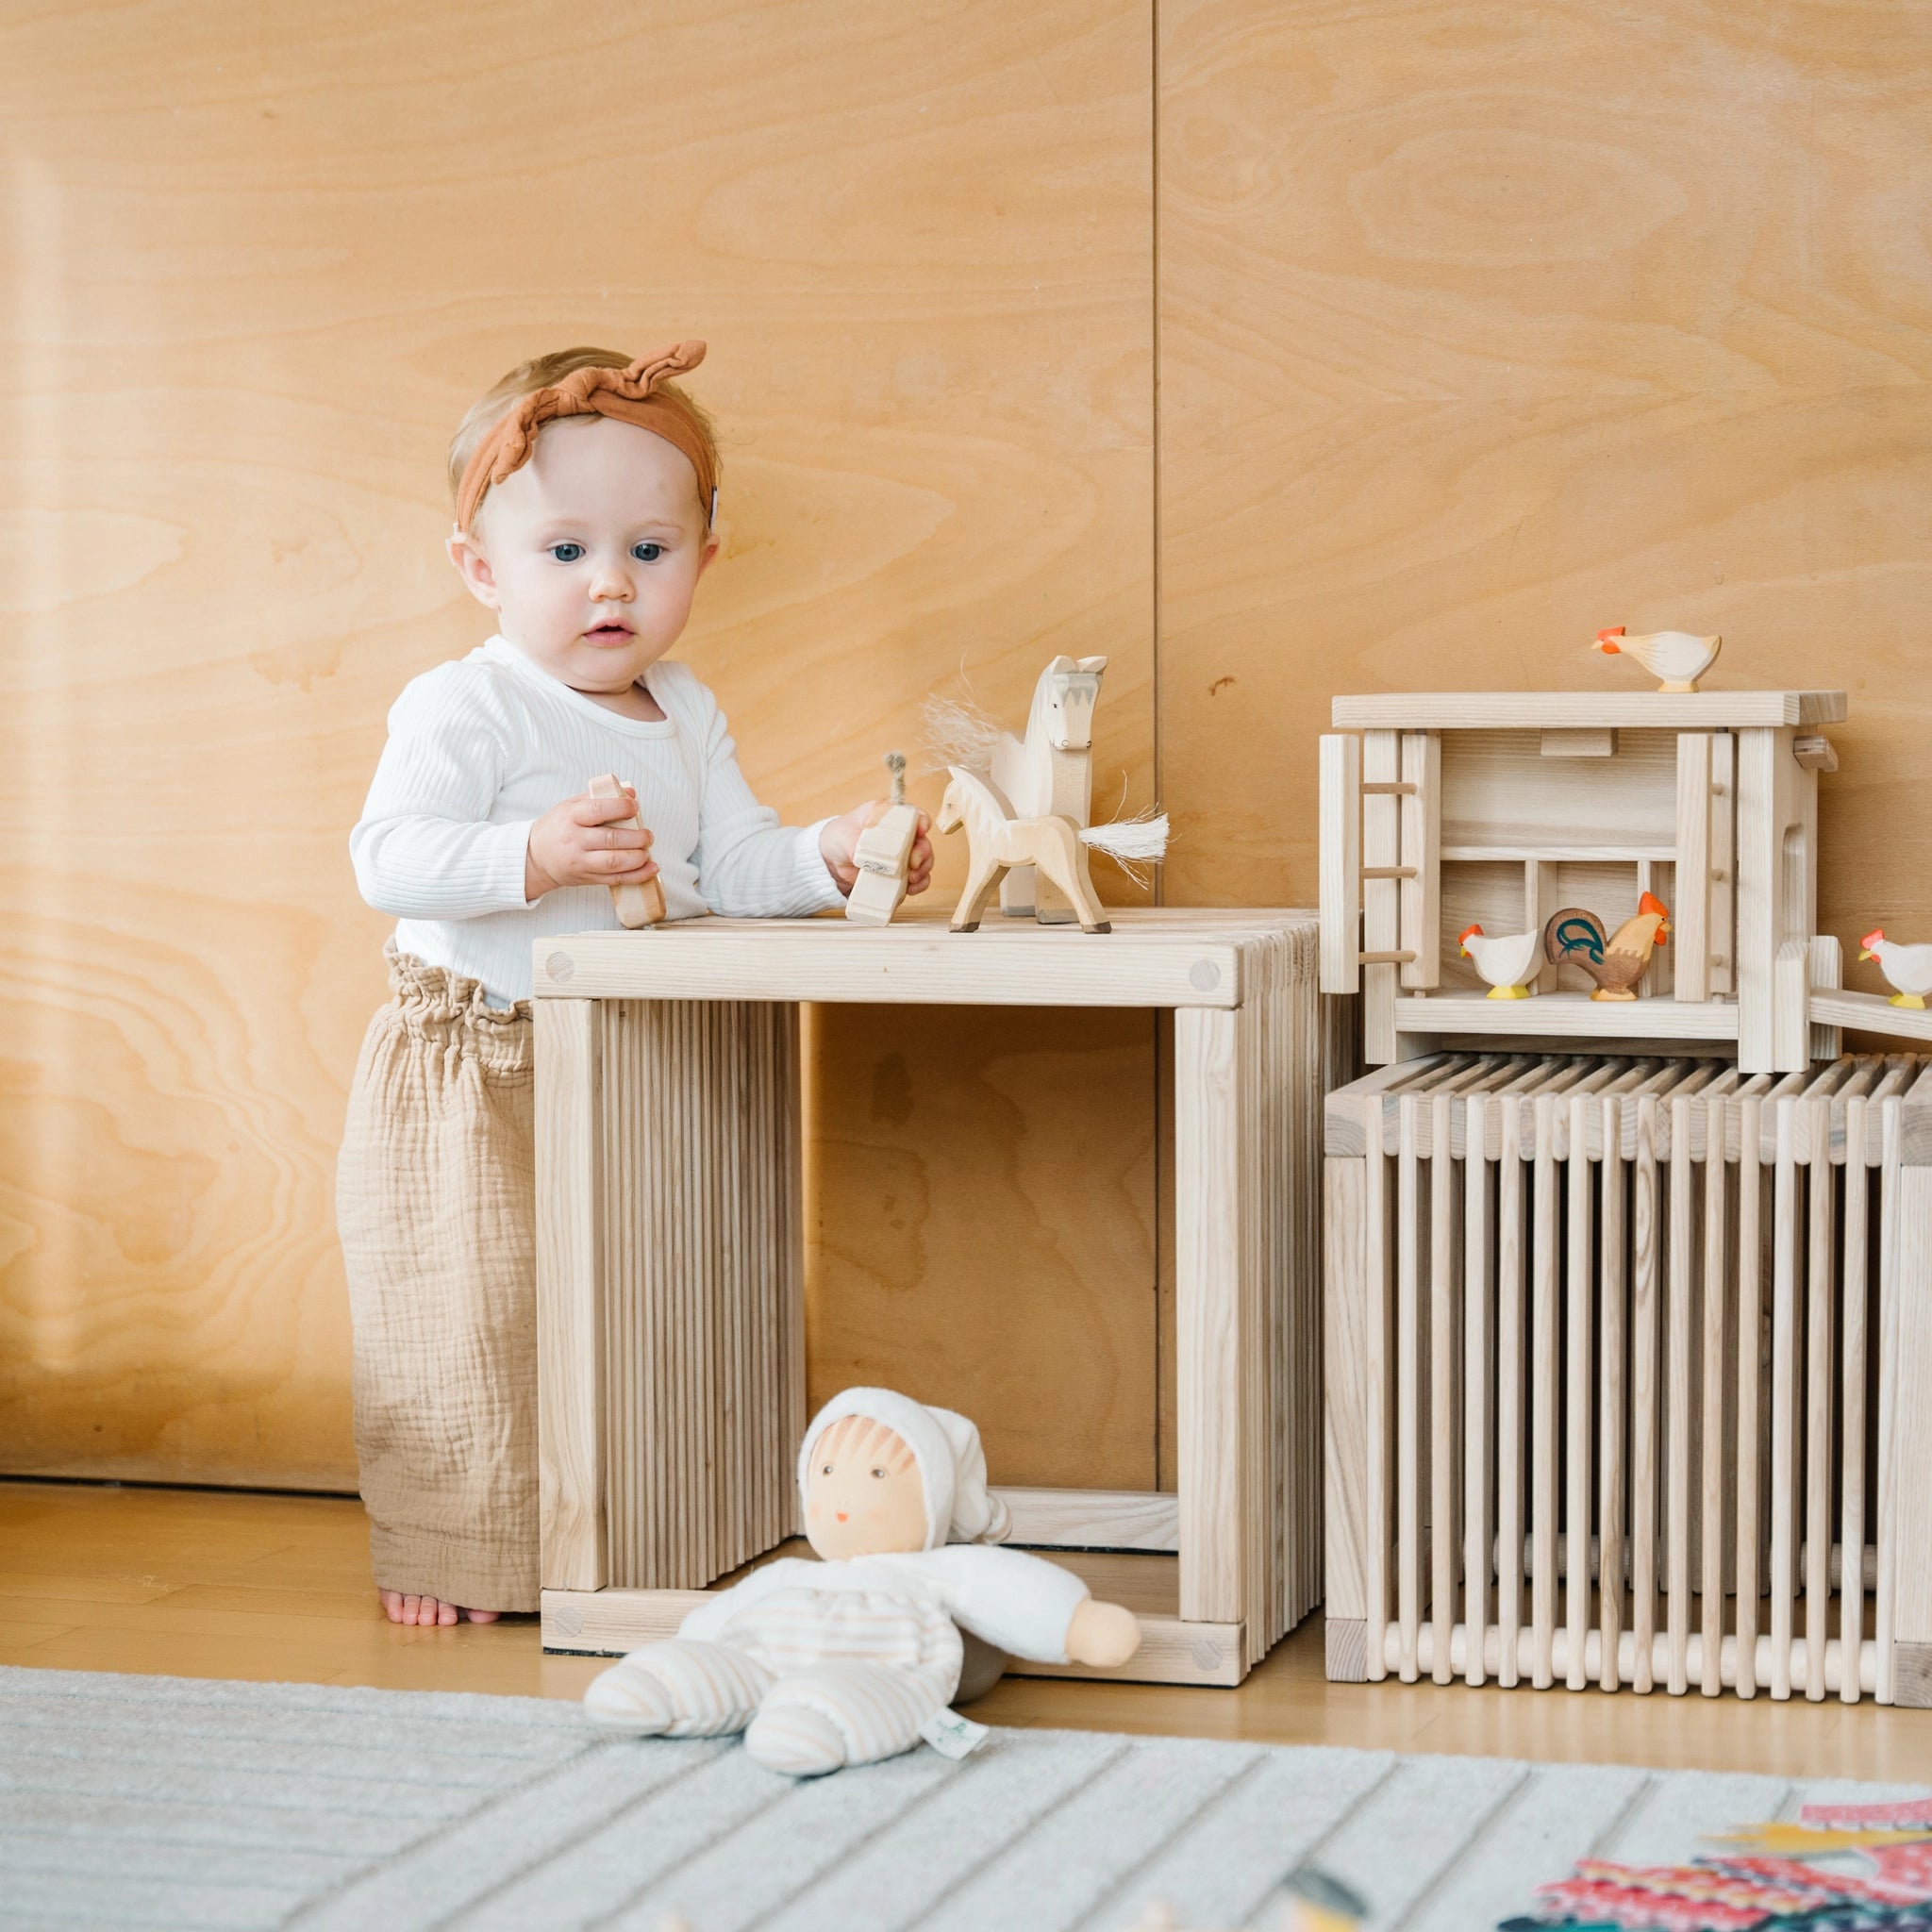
[1080,810,1169,862]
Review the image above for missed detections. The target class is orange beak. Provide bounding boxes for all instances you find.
[1593,625,1625,655]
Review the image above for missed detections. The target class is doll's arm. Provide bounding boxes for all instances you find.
[1063,1597,1142,1668]
[922,1545,1141,1667]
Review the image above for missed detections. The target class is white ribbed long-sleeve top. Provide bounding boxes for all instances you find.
[350,636,842,1005]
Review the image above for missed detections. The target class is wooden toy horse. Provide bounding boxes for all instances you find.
[990,655,1108,924]
[936,768,1110,935]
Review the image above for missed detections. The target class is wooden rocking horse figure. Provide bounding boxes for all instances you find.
[990,654,1107,924]
[936,768,1111,935]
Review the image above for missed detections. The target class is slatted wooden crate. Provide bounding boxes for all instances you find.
[533,910,1330,1685]
[1324,1051,1932,1705]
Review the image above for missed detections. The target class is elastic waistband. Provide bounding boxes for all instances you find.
[383,940,532,1070]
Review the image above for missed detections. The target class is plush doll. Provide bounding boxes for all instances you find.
[583,1387,1142,1776]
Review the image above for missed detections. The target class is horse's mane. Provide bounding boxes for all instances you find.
[943,765,1006,818]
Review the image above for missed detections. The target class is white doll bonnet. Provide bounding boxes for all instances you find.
[798,1388,1011,1552]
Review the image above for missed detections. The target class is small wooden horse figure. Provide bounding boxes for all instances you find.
[936,768,1111,935]
[991,654,1107,924]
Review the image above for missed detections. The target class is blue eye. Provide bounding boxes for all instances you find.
[549,542,584,563]
[631,541,663,563]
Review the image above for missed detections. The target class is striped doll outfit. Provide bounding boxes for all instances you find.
[586,1548,1090,1776]
[586,1390,1093,1776]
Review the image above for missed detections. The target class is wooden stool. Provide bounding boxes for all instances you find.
[533,908,1324,1686]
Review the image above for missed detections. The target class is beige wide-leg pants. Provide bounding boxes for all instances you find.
[336,943,538,1611]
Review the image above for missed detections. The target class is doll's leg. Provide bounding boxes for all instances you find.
[585,1640,774,1739]
[744,1662,954,1776]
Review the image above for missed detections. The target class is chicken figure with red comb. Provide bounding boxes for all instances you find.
[1860,928,1932,1009]
[1593,625,1722,692]
[1543,891,1671,1001]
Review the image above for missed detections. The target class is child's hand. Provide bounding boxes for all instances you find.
[819,800,934,898]
[525,786,659,902]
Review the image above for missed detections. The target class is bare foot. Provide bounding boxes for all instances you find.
[378,1589,503,1627]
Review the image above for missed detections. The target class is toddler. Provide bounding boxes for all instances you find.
[338,341,932,1626]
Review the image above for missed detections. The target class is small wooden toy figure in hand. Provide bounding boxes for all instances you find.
[842,753,924,927]
[584,1388,1142,1776]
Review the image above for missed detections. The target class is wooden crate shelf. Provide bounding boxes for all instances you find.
[532,908,1325,1688]
[1393,991,1741,1042]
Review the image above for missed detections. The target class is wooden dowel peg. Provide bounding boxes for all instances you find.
[1359,950,1417,965]
[1361,781,1418,796]
[590,774,666,928]
[1362,867,1418,881]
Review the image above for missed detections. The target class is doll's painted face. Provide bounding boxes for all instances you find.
[805,1415,929,1561]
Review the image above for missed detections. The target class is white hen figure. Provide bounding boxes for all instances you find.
[1593,626,1722,692]
[1859,928,1932,1008]
[1459,924,1541,999]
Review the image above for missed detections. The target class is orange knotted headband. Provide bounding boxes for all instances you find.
[455,341,715,534]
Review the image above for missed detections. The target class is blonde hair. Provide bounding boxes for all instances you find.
[810,1414,916,1473]
[447,345,720,525]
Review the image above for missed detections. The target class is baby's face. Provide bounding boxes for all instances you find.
[450,415,717,693]
[804,1416,928,1561]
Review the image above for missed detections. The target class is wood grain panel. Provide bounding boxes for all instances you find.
[0,0,1153,1485]
[1156,0,1932,1003]
[804,1005,1158,1491]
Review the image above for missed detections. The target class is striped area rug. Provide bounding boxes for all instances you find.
[0,1664,1919,1930]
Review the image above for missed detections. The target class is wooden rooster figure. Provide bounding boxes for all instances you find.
[1543,891,1671,1000]
[1593,626,1722,693]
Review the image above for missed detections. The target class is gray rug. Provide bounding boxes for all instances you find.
[0,1664,1920,1931]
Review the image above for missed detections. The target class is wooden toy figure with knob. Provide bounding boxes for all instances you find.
[589,773,665,927]
[584,1388,1142,1777]
[843,753,924,927]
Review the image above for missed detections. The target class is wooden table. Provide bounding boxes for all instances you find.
[532,908,1324,1687]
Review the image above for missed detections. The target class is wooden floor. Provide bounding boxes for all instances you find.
[6,1478,1931,1783]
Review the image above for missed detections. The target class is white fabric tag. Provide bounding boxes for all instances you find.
[918,1708,990,1760]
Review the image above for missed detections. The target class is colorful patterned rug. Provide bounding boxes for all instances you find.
[1508,1795,1932,1930]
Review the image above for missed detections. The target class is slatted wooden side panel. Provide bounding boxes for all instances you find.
[603,999,800,1591]
[1190,919,1324,1671]
[1327,1051,1932,1702]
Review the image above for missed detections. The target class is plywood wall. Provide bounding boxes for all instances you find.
[1157,0,1932,970]
[8,0,1929,1494]
[0,0,1155,1488]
